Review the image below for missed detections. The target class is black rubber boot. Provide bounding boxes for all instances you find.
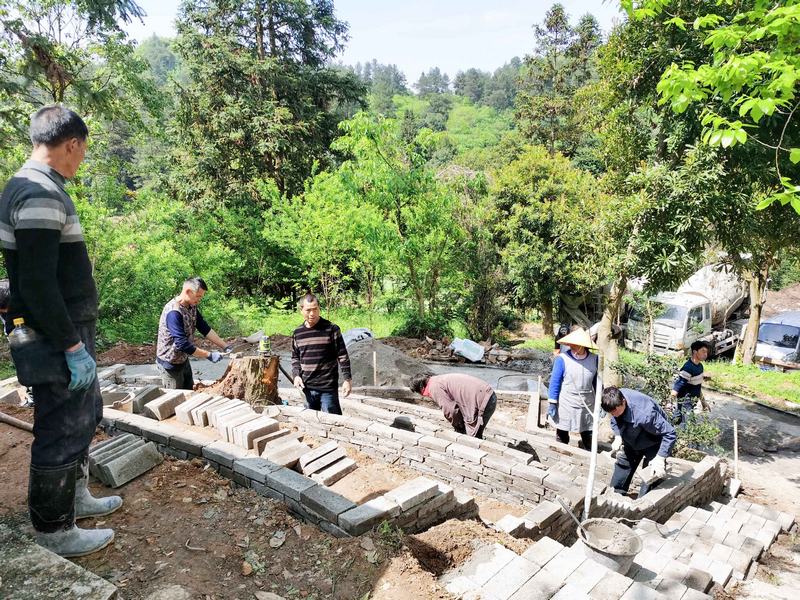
[29,461,114,557]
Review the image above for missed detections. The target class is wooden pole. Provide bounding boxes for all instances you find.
[526,375,541,432]
[0,411,33,433]
[584,352,604,522]
[733,419,739,481]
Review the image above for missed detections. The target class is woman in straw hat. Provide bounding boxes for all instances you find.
[547,327,598,448]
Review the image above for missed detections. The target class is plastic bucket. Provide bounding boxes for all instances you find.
[577,518,642,574]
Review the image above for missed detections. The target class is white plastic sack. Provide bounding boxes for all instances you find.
[343,327,374,347]
[449,338,485,362]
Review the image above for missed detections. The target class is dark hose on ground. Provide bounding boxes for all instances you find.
[0,410,33,432]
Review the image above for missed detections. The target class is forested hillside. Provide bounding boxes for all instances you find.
[1,0,798,368]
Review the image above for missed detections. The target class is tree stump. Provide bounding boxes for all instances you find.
[217,356,280,408]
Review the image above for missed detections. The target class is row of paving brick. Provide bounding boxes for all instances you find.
[439,494,796,600]
[101,407,478,537]
[272,395,728,544]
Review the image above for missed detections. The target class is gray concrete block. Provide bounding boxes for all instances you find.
[508,562,564,600]
[131,385,164,414]
[447,443,487,464]
[233,457,282,483]
[300,484,357,523]
[206,399,244,427]
[265,467,318,501]
[311,457,358,486]
[145,390,186,420]
[338,495,401,535]
[0,523,118,599]
[253,428,294,454]
[521,536,563,567]
[215,405,255,439]
[261,440,311,468]
[234,416,280,449]
[251,481,284,502]
[219,410,259,443]
[138,419,174,445]
[89,433,135,457]
[300,447,347,476]
[174,392,213,424]
[298,441,339,470]
[511,463,547,484]
[169,429,212,456]
[99,441,163,487]
[384,477,440,511]
[481,555,541,600]
[89,437,143,478]
[191,396,229,426]
[202,440,250,468]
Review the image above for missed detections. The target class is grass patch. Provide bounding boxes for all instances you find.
[516,338,554,352]
[0,358,16,380]
[704,360,800,405]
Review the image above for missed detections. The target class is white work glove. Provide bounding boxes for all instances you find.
[293,376,305,390]
[650,455,667,479]
[610,436,622,457]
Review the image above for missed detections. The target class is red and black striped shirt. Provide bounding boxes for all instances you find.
[291,318,352,391]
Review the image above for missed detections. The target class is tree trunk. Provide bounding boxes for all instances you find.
[596,277,627,386]
[217,356,280,408]
[740,265,770,365]
[541,298,554,343]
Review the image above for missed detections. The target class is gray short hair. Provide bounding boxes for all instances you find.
[183,277,208,292]
[30,105,88,147]
[297,293,319,308]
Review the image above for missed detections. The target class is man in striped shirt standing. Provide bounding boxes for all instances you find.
[671,340,711,425]
[1,106,119,557]
[291,294,352,415]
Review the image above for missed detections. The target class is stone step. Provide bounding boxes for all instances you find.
[0,523,118,599]
[707,498,795,533]
[670,504,776,556]
[635,517,755,581]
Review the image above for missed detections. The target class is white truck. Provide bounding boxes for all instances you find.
[624,265,749,358]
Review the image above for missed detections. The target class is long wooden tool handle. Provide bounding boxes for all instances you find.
[276,360,294,384]
[0,410,33,432]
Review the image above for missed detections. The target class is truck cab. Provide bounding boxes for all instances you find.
[624,292,712,356]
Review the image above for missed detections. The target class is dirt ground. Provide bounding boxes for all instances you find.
[0,404,531,600]
[763,283,800,318]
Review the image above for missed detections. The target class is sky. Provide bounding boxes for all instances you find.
[124,0,624,80]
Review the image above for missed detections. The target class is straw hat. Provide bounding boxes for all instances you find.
[557,328,597,350]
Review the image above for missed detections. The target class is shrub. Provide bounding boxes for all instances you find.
[392,311,453,339]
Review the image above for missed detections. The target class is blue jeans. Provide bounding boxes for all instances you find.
[673,396,696,428]
[303,388,342,415]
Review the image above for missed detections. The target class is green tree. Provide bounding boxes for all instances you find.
[0,0,161,147]
[516,4,601,156]
[331,112,463,319]
[623,0,800,213]
[453,68,490,104]
[492,145,609,336]
[415,67,450,97]
[171,0,366,201]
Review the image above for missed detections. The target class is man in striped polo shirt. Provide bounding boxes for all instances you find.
[0,105,119,557]
[291,293,352,414]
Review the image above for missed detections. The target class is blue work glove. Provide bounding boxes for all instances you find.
[208,351,222,363]
[65,343,97,392]
[547,403,557,419]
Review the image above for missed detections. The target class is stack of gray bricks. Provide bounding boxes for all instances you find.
[89,433,163,487]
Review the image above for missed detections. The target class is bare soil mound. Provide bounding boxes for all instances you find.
[764,283,800,318]
[347,338,429,387]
